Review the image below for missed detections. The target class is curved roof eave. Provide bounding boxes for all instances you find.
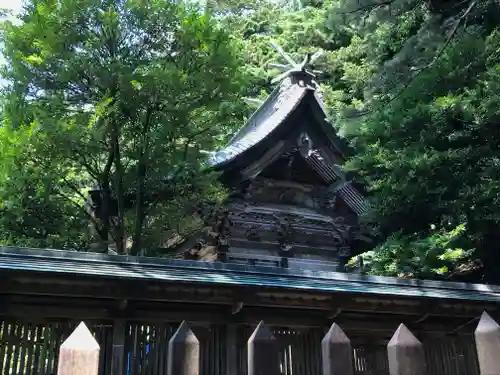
[208,85,309,168]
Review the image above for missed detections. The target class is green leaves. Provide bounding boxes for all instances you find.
[349,224,474,278]
[337,0,500,281]
[0,0,247,254]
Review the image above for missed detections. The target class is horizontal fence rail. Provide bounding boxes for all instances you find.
[1,313,496,375]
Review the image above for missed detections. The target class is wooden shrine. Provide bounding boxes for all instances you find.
[178,44,370,271]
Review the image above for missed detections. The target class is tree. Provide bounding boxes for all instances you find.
[329,0,500,282]
[0,0,247,254]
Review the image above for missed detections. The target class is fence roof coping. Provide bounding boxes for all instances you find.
[1,246,500,302]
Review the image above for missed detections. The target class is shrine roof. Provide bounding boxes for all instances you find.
[208,82,310,167]
[1,246,500,303]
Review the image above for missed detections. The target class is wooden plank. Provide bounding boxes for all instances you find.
[39,323,50,375]
[286,335,293,375]
[96,324,108,375]
[149,324,158,375]
[24,323,35,375]
[211,326,217,375]
[105,324,115,375]
[139,324,147,375]
[3,320,16,375]
[0,319,7,373]
[17,322,29,375]
[144,324,151,375]
[132,323,140,375]
[133,323,140,375]
[47,322,58,374]
[32,324,44,375]
[11,321,24,374]
[297,330,305,375]
[158,324,165,375]
[226,324,237,375]
[160,324,170,375]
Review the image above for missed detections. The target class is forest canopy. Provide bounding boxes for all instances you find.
[1,0,499,283]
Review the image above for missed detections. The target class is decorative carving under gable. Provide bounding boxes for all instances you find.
[297,132,313,158]
[242,177,340,212]
[214,210,232,252]
[226,202,355,250]
[190,204,233,258]
[183,198,358,261]
[274,214,296,252]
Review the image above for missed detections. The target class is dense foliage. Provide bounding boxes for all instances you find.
[1,0,500,282]
[0,0,247,254]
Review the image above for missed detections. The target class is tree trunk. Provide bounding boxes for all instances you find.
[112,122,126,254]
[131,158,146,255]
[100,148,115,252]
[131,107,153,256]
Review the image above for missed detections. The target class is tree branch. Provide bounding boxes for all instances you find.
[345,0,477,119]
[60,176,90,202]
[70,148,100,180]
[338,0,394,15]
[414,0,476,72]
[54,188,112,241]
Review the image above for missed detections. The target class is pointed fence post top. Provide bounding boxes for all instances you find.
[248,321,275,343]
[388,323,422,348]
[61,322,99,351]
[387,323,425,375]
[57,322,100,375]
[321,323,353,375]
[170,321,199,345]
[167,321,200,375]
[474,311,500,375]
[476,312,500,334]
[322,323,350,345]
[247,321,279,375]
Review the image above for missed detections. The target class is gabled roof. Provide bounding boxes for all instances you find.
[207,75,369,216]
[209,81,309,167]
[208,67,355,170]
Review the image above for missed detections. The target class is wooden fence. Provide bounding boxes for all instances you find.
[27,311,499,375]
[0,314,493,375]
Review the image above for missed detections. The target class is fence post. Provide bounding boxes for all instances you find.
[475,311,500,375]
[57,322,100,375]
[321,323,353,375]
[226,324,238,375]
[387,323,425,375]
[248,321,279,375]
[110,319,126,375]
[167,321,200,375]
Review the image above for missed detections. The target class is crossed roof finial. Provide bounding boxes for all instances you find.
[268,40,324,84]
[242,41,324,108]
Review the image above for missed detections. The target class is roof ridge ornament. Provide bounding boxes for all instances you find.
[269,40,324,86]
